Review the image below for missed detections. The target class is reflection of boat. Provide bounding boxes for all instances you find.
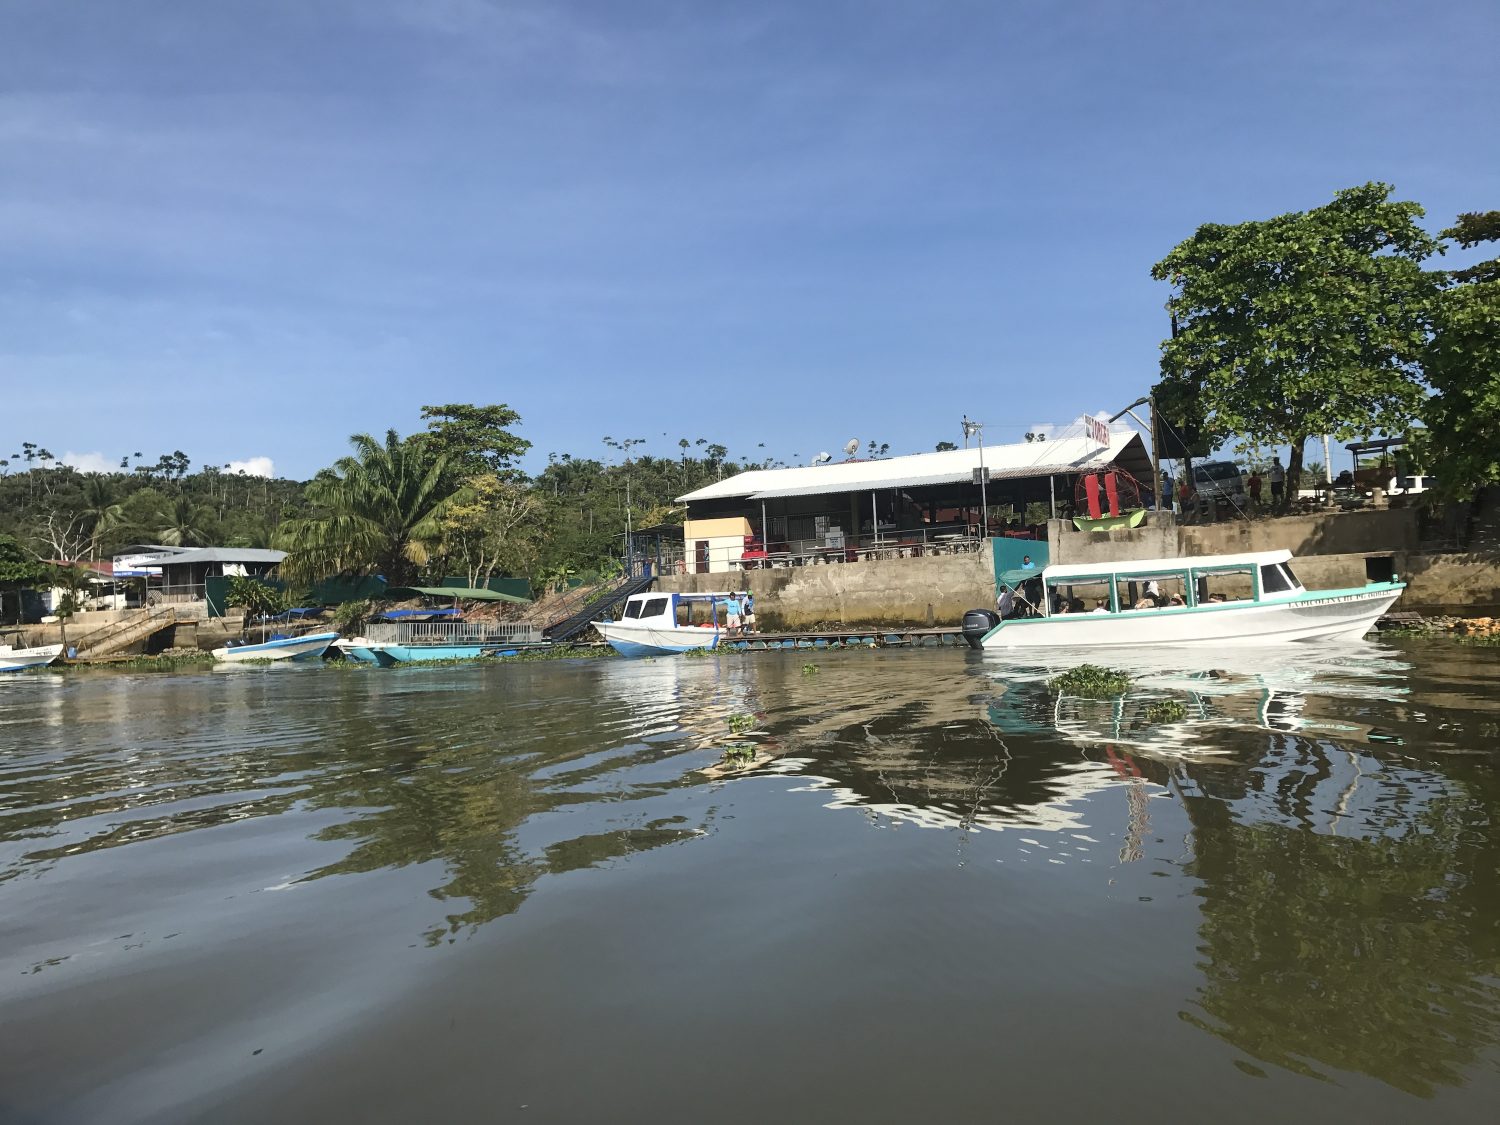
[597,591,745,657]
[0,643,65,672]
[964,549,1403,649]
[212,631,338,663]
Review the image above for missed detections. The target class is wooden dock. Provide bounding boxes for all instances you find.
[720,627,965,651]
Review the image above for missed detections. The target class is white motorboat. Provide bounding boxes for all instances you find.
[963,549,1404,650]
[0,643,65,672]
[211,630,338,663]
[596,591,747,656]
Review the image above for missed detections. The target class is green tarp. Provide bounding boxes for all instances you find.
[380,585,531,605]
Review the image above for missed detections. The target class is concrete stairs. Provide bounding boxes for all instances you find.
[73,607,181,659]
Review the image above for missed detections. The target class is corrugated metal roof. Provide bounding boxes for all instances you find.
[681,430,1145,503]
[157,547,287,565]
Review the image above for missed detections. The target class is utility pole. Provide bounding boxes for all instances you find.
[1149,392,1163,512]
[963,417,988,536]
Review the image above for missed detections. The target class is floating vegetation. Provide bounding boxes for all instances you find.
[68,650,216,672]
[802,663,820,675]
[496,646,618,662]
[1142,699,1187,723]
[1048,664,1132,698]
[727,713,755,734]
[719,743,756,764]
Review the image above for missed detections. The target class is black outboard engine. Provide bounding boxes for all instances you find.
[961,608,1000,649]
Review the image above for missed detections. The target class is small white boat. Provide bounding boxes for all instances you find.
[0,643,65,672]
[964,549,1404,650]
[596,591,747,657]
[212,630,338,663]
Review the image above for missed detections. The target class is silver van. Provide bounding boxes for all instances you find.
[1192,460,1246,502]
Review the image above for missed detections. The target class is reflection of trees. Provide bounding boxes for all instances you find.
[1178,738,1500,1095]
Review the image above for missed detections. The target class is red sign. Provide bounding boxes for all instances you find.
[1087,416,1110,446]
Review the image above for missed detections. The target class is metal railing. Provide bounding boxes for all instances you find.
[362,621,543,646]
[672,523,1010,574]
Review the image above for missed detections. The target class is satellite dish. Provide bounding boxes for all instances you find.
[813,452,831,464]
[843,438,860,456]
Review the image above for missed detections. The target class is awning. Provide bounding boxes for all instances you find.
[380,585,531,604]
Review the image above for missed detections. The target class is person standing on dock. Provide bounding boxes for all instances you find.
[724,594,743,636]
[742,593,756,634]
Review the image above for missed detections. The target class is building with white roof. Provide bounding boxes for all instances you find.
[671,429,1152,573]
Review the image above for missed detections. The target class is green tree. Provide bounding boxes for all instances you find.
[1153,183,1441,510]
[275,430,455,586]
[437,474,541,588]
[156,497,214,547]
[1416,211,1500,500]
[418,403,530,479]
[0,533,49,623]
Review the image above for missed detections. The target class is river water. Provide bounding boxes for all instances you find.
[2,640,1498,1123]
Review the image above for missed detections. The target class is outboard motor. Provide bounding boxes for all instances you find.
[961,608,1000,649]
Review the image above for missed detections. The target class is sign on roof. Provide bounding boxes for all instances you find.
[1087,415,1110,447]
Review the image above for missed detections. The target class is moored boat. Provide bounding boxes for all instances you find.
[0,643,65,672]
[962,549,1403,649]
[212,631,338,663]
[596,591,746,657]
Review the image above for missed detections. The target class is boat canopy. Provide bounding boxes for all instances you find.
[1042,549,1292,582]
[381,585,531,604]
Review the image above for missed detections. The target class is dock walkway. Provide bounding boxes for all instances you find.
[722,627,964,651]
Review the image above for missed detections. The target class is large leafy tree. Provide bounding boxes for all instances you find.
[275,430,456,586]
[1152,183,1441,510]
[0,533,49,623]
[418,403,531,480]
[1417,211,1500,500]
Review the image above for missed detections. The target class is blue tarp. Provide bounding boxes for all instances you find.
[372,608,461,620]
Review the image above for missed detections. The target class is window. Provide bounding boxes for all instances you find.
[1281,562,1303,588]
[641,597,669,618]
[1194,567,1254,605]
[1046,578,1115,615]
[1260,564,1293,594]
[624,600,644,619]
[1116,571,1189,610]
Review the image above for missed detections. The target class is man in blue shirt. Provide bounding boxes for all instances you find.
[1021,555,1036,569]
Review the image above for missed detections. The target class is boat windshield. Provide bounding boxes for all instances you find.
[1260,563,1296,595]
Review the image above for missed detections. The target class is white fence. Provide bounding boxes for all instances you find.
[364,621,543,646]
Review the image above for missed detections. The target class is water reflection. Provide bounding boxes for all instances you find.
[969,643,1500,1096]
[2,642,1499,1113]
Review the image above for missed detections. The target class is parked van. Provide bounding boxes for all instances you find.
[1192,460,1246,503]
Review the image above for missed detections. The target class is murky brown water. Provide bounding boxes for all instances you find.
[2,641,1499,1123]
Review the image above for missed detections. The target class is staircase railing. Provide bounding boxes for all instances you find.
[74,607,180,658]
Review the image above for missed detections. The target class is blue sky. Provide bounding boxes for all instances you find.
[2,0,1496,479]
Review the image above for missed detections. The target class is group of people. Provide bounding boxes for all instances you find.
[1246,456,1287,507]
[723,593,756,635]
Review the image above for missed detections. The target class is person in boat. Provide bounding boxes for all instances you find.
[1092,599,1109,613]
[1167,594,1186,607]
[1133,595,1156,610]
[997,585,1016,619]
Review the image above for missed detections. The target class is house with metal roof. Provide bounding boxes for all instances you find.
[111,546,288,604]
[672,429,1152,573]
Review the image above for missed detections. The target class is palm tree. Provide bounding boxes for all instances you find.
[157,498,212,547]
[79,476,125,558]
[275,430,454,586]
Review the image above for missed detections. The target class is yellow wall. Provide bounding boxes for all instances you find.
[683,517,752,540]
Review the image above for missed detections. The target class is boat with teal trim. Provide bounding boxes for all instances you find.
[962,549,1403,649]
[596,591,746,657]
[212,631,338,663]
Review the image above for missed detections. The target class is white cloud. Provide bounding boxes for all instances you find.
[225,456,275,478]
[61,450,117,474]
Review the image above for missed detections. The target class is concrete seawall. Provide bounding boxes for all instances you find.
[657,509,1498,626]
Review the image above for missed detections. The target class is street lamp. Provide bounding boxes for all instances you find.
[962,416,989,537]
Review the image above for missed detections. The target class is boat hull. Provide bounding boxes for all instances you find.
[980,585,1404,649]
[331,639,385,665]
[596,621,723,657]
[0,644,64,672]
[212,631,338,663]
